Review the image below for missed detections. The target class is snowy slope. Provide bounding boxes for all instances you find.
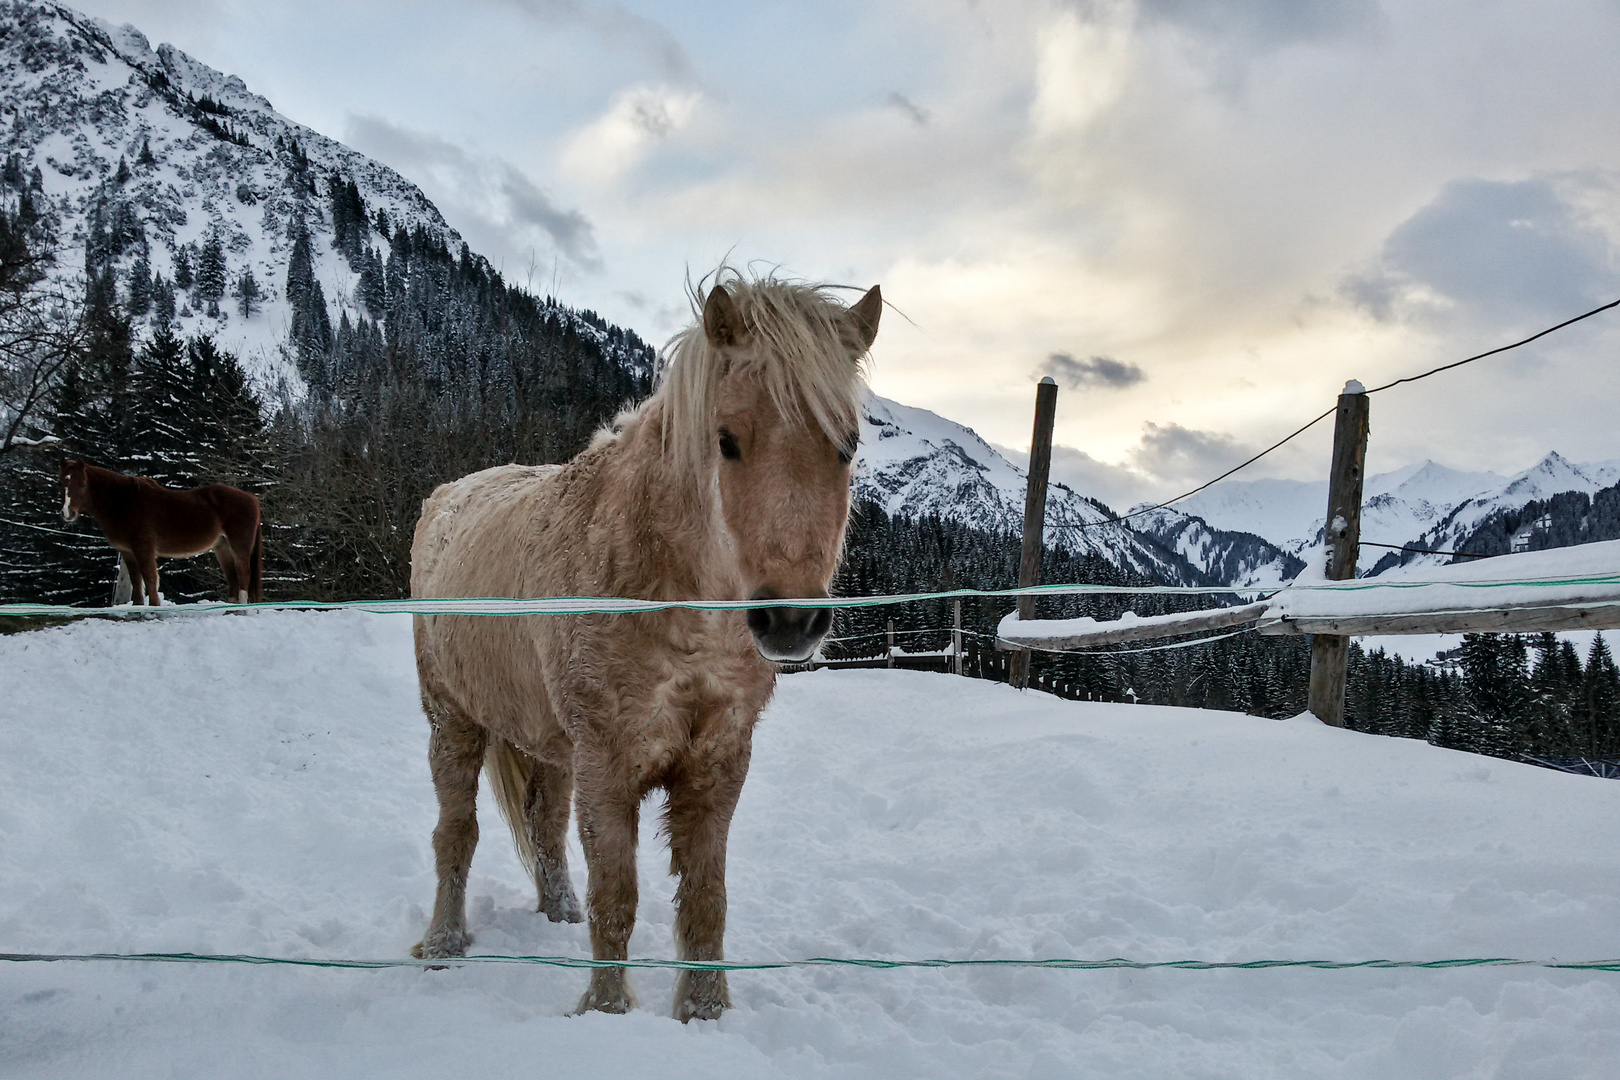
[0,2,644,389]
[5,612,1620,1077]
[856,395,1207,583]
[1125,507,1303,590]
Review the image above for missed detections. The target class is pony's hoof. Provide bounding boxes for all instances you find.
[674,997,728,1023]
[573,973,637,1015]
[673,971,731,1022]
[539,892,584,924]
[412,927,472,960]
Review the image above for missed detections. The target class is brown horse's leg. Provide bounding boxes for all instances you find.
[412,702,488,960]
[573,749,641,1014]
[118,552,140,605]
[666,750,750,1022]
[523,759,583,923]
[137,548,161,607]
[214,542,242,603]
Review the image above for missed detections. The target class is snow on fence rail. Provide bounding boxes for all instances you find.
[998,540,1620,648]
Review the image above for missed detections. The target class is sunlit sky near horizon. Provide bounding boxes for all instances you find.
[63,0,1620,509]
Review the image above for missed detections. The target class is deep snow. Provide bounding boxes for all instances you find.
[4,611,1620,1078]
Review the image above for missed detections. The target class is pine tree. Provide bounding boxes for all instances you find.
[151,271,174,326]
[234,268,261,318]
[195,231,228,302]
[126,246,152,317]
[136,138,155,167]
[172,245,194,291]
[1581,634,1620,757]
[356,247,385,319]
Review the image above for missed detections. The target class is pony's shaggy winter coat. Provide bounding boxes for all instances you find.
[410,272,881,1019]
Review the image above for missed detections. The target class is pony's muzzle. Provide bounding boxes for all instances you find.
[745,593,832,663]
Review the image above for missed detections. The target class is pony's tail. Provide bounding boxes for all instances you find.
[484,736,539,880]
[249,521,264,602]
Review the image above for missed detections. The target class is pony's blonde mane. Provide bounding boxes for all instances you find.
[649,270,871,477]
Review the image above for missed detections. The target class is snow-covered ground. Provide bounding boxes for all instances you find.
[5,612,1620,1078]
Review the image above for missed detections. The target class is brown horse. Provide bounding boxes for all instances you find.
[410,272,880,1020]
[60,459,264,606]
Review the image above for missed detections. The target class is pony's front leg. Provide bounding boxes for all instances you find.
[412,706,487,959]
[666,750,750,1022]
[573,754,641,1014]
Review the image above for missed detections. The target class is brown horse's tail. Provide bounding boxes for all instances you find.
[485,736,539,879]
[249,520,264,602]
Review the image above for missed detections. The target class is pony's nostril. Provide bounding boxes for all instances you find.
[807,607,832,638]
[745,606,772,637]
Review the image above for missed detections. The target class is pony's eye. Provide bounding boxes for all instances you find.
[837,433,858,465]
[718,429,741,460]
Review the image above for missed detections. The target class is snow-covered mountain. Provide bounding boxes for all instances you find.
[1125,507,1304,590]
[0,1,648,389]
[856,396,1224,585]
[1383,452,1620,574]
[1145,452,1620,580]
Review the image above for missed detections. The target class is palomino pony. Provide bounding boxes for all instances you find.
[60,459,264,606]
[411,273,881,1020]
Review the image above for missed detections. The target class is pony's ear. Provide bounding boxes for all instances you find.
[704,284,749,349]
[846,285,882,354]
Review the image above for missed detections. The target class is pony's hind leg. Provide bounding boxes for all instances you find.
[524,758,583,923]
[412,701,488,960]
[665,755,749,1022]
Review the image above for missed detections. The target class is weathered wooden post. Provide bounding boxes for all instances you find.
[1011,376,1060,690]
[887,618,896,668]
[1307,380,1370,727]
[952,599,964,677]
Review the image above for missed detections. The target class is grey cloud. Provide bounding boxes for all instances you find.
[1132,422,1246,483]
[1044,444,1156,512]
[344,114,600,272]
[1346,175,1620,325]
[1040,352,1146,390]
[489,0,694,83]
[886,92,929,127]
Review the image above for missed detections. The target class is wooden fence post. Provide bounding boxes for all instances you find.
[1011,377,1059,689]
[952,599,963,677]
[887,618,895,668]
[1307,380,1370,727]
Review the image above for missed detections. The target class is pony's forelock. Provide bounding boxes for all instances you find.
[652,269,870,476]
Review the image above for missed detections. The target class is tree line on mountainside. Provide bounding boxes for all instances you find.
[3,156,1619,768]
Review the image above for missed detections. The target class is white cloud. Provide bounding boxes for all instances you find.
[559,85,701,184]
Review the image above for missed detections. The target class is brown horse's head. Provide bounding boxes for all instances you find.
[665,277,881,662]
[60,458,89,522]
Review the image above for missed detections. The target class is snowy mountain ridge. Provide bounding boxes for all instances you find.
[854,395,1297,586]
[0,1,649,389]
[1141,451,1620,580]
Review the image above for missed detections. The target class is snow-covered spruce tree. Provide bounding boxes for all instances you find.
[172,245,194,291]
[1580,634,1620,757]
[194,232,228,304]
[126,245,151,317]
[234,268,260,319]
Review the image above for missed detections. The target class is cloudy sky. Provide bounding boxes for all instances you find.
[67,0,1620,508]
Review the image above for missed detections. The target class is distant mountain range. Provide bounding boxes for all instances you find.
[1145,451,1620,581]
